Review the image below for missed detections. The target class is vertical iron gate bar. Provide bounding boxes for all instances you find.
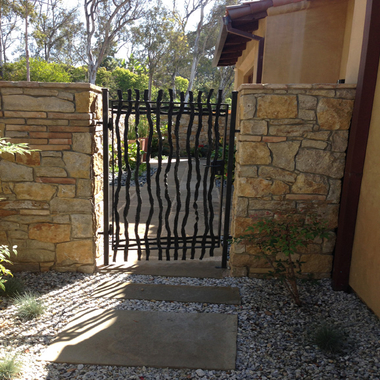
[182,91,194,260]
[144,90,154,260]
[113,90,124,260]
[222,91,238,268]
[123,89,133,261]
[134,90,143,260]
[155,90,164,260]
[210,89,223,256]
[173,92,184,259]
[200,90,214,260]
[217,104,229,242]
[191,92,203,259]
[102,88,110,266]
[110,111,116,257]
[164,90,175,260]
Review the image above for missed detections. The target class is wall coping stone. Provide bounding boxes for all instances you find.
[0,81,102,93]
[238,83,357,92]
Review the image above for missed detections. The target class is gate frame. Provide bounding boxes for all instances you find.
[102,89,238,268]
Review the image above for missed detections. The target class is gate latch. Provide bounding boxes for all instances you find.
[206,160,224,176]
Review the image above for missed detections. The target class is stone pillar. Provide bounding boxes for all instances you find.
[0,82,103,273]
[230,84,356,278]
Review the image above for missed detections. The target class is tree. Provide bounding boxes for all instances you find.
[32,0,82,64]
[84,0,148,84]
[13,0,39,81]
[132,3,173,100]
[0,0,20,78]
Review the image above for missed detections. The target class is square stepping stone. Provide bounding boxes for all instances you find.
[92,282,241,305]
[41,309,237,370]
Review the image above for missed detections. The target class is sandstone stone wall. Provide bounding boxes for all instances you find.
[0,82,103,273]
[230,83,356,278]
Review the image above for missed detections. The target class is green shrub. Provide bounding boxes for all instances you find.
[0,246,17,292]
[13,292,45,320]
[311,324,346,353]
[0,277,25,298]
[0,353,22,379]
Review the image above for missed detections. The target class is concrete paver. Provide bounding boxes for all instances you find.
[41,309,237,370]
[92,282,241,304]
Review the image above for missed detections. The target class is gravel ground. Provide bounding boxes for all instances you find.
[1,271,379,380]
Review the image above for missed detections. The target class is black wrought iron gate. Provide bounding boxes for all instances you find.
[102,88,237,268]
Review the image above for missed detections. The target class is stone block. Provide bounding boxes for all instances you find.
[298,95,317,109]
[27,239,55,251]
[50,198,92,213]
[20,209,50,216]
[235,197,248,217]
[299,109,316,121]
[72,133,93,154]
[259,167,297,183]
[268,141,300,171]
[75,92,97,113]
[71,214,93,238]
[41,151,62,157]
[237,177,289,198]
[229,265,248,277]
[0,160,33,181]
[233,217,254,236]
[58,185,76,198]
[240,120,267,135]
[291,173,329,194]
[335,89,356,100]
[76,179,93,197]
[317,98,354,130]
[14,182,56,201]
[240,94,256,119]
[0,200,49,210]
[237,142,271,165]
[303,131,331,140]
[9,263,40,272]
[35,166,67,177]
[23,88,59,96]
[15,152,41,166]
[77,264,96,274]
[229,253,268,268]
[295,149,345,178]
[248,199,295,212]
[3,95,74,112]
[286,194,326,201]
[17,249,55,262]
[56,240,94,265]
[29,223,71,243]
[268,124,314,136]
[236,165,258,178]
[301,254,333,273]
[262,137,286,143]
[322,232,336,253]
[331,131,349,152]
[301,139,327,150]
[0,230,8,244]
[327,179,342,203]
[257,95,297,119]
[41,157,65,167]
[63,152,91,178]
[40,262,54,272]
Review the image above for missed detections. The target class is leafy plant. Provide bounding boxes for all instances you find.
[0,277,25,298]
[211,140,235,181]
[0,138,33,155]
[0,246,17,292]
[311,324,346,353]
[13,292,45,320]
[0,353,23,380]
[235,213,328,306]
[109,142,146,175]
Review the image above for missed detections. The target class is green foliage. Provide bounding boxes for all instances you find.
[111,67,149,98]
[0,352,23,380]
[0,138,33,155]
[13,292,45,320]
[235,213,328,306]
[109,141,146,175]
[311,324,346,353]
[0,277,25,298]
[211,141,235,181]
[0,246,17,292]
[3,58,71,82]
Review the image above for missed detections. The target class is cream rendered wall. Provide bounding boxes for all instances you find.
[344,0,367,83]
[234,19,266,89]
[234,0,349,86]
[350,62,380,317]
